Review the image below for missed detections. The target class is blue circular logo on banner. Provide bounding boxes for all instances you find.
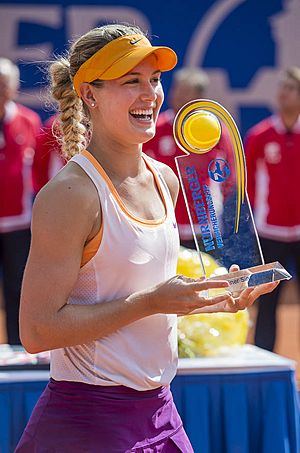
[208,158,230,182]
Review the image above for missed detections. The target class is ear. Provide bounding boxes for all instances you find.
[79,83,97,108]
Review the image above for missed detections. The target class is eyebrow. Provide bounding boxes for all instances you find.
[123,69,161,77]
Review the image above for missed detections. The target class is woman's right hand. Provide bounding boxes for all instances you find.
[147,275,232,316]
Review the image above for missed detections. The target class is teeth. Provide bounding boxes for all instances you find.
[130,109,153,115]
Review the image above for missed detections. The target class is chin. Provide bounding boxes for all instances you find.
[135,126,155,144]
[142,132,156,144]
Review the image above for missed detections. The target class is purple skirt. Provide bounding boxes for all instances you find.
[15,378,194,453]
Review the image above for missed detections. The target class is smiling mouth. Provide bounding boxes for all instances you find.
[129,109,153,121]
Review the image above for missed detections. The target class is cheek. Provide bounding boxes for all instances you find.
[98,96,125,121]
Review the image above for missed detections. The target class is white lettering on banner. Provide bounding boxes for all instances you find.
[184,0,300,123]
[0,5,149,110]
[0,6,61,60]
[67,6,150,39]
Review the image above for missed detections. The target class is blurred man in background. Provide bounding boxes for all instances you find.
[143,67,210,248]
[0,58,42,344]
[33,114,65,193]
[245,66,300,351]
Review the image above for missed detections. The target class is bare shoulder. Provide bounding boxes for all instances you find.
[37,160,97,201]
[33,161,100,244]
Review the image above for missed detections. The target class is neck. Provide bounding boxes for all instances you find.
[279,109,299,130]
[87,133,145,183]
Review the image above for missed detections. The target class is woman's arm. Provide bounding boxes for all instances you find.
[21,164,154,353]
[20,164,231,353]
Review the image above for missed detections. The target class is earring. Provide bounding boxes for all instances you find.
[91,102,95,107]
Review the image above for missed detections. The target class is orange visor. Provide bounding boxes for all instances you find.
[73,34,177,97]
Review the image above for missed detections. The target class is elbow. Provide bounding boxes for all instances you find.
[22,343,43,355]
[19,305,54,353]
[20,324,50,354]
[21,339,49,355]
[20,334,45,355]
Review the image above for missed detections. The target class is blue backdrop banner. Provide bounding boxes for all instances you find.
[0,0,299,136]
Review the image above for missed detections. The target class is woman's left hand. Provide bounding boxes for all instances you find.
[199,264,280,314]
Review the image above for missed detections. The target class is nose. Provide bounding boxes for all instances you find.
[140,81,157,102]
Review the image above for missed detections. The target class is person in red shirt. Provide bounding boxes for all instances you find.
[245,66,300,351]
[33,114,65,194]
[0,58,42,344]
[143,67,210,248]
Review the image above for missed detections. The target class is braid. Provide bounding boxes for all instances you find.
[49,58,87,159]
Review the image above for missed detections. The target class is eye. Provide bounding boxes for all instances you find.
[151,77,162,84]
[124,78,139,85]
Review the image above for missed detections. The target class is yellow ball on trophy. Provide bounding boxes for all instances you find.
[182,110,221,153]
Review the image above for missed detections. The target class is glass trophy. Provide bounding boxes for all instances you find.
[173,100,291,296]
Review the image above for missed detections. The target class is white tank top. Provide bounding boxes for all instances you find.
[50,151,180,390]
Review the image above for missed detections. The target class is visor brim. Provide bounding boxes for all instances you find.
[98,46,177,80]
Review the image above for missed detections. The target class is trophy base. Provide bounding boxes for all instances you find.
[208,261,292,297]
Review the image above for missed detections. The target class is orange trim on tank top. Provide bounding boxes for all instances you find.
[80,149,168,267]
[81,223,103,268]
[81,149,167,225]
